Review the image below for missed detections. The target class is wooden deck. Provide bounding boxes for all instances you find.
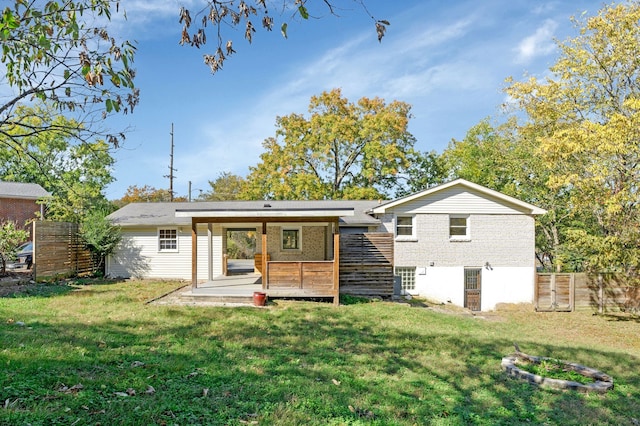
[181,257,339,304]
[180,273,262,304]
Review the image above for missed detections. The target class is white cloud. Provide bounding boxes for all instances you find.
[514,19,558,64]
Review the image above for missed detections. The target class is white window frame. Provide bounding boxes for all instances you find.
[158,228,179,252]
[395,215,416,240]
[395,266,416,293]
[281,227,301,251]
[449,215,470,240]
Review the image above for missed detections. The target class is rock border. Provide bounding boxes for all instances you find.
[501,345,614,393]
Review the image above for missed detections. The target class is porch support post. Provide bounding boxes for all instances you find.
[191,218,198,289]
[207,223,213,281]
[262,221,268,290]
[333,222,340,306]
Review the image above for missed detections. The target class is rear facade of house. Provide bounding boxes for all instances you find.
[106,180,545,311]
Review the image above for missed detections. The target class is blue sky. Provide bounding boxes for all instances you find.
[104,0,605,200]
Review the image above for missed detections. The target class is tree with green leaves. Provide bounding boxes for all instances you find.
[0,220,29,275]
[442,118,576,271]
[1,0,138,151]
[505,1,640,273]
[178,1,389,74]
[0,104,116,223]
[79,209,120,273]
[243,89,416,200]
[114,185,188,207]
[199,172,246,201]
[395,150,447,197]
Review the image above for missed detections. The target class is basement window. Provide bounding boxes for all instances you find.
[395,266,416,292]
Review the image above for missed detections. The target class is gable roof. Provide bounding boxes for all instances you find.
[0,181,51,200]
[108,200,382,227]
[371,179,547,215]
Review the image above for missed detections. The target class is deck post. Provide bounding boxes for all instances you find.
[192,218,197,289]
[333,230,340,305]
[262,222,268,289]
[207,223,213,281]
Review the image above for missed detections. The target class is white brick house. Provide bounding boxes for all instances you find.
[372,179,546,311]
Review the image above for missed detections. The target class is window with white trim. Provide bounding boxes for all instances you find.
[449,215,469,239]
[395,266,416,292]
[158,228,178,252]
[396,216,414,238]
[282,228,301,250]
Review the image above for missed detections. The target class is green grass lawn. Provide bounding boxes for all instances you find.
[1,280,639,425]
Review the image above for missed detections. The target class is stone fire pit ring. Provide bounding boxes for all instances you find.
[501,344,614,393]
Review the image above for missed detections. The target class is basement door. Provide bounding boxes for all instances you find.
[464,268,482,311]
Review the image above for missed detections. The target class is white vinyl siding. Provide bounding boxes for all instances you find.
[388,186,528,215]
[107,225,220,280]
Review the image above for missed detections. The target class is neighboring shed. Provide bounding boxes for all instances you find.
[0,181,51,235]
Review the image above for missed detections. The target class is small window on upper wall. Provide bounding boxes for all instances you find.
[282,228,300,250]
[396,216,414,238]
[449,215,469,239]
[158,228,178,252]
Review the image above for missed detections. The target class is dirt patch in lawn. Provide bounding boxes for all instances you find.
[0,271,35,296]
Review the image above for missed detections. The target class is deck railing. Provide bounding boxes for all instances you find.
[263,260,338,304]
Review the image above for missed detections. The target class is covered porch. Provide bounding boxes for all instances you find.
[175,206,354,305]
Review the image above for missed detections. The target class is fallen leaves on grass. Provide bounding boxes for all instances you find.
[113,388,136,397]
[58,383,84,394]
[3,398,18,409]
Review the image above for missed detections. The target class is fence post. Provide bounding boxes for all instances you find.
[598,274,604,314]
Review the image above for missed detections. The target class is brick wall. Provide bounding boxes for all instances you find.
[380,213,535,268]
[267,225,327,261]
[0,197,41,235]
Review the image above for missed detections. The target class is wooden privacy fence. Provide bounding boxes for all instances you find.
[339,232,394,297]
[33,221,98,280]
[536,273,640,313]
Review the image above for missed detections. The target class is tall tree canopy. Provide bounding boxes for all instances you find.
[200,172,246,201]
[0,104,116,222]
[442,119,576,271]
[0,0,138,150]
[179,0,389,74]
[243,89,416,200]
[505,0,640,272]
[115,185,188,207]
